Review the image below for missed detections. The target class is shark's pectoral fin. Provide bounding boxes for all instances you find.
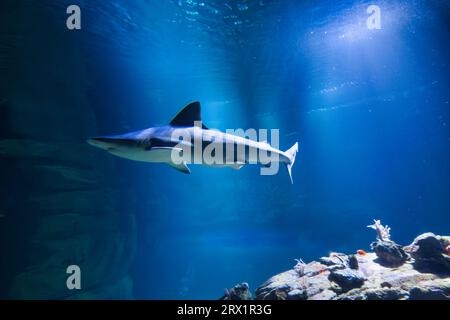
[148,147,190,174]
[166,161,191,174]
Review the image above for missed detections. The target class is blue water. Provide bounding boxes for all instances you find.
[0,0,449,299]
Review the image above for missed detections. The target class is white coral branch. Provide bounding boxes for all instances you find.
[367,219,391,241]
[294,258,306,276]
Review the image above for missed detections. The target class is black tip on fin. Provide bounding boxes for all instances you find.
[170,101,202,127]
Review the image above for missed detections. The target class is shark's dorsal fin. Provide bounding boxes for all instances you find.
[170,101,209,129]
[170,101,201,127]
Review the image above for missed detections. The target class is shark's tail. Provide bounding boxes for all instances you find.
[284,142,299,184]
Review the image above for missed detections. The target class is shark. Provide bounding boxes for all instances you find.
[88,101,299,183]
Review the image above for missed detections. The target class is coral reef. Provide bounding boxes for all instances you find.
[367,219,391,241]
[367,219,408,267]
[223,221,450,300]
[294,259,307,276]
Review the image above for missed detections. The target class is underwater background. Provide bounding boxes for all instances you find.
[0,0,449,299]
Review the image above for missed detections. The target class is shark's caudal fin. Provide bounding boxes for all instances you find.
[284,142,299,184]
[170,101,208,129]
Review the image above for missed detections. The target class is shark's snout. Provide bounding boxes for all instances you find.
[87,137,116,151]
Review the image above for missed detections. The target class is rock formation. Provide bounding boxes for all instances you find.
[220,283,252,300]
[0,3,136,299]
[224,221,450,300]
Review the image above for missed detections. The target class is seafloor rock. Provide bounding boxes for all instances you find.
[336,287,409,300]
[405,233,450,273]
[253,232,450,300]
[255,266,333,300]
[220,282,252,300]
[328,269,366,292]
[319,253,358,269]
[308,289,337,300]
[409,279,450,300]
[371,239,408,267]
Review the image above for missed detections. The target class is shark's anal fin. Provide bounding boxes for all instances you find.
[229,162,245,170]
[166,161,191,174]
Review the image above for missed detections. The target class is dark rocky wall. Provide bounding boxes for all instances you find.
[0,1,136,299]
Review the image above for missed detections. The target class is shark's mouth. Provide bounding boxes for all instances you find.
[88,137,130,151]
